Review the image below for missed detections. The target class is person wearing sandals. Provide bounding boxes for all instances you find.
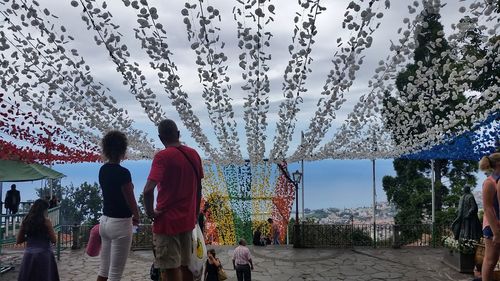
[204,249,222,281]
[479,153,500,281]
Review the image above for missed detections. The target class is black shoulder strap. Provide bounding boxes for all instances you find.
[173,146,202,215]
[173,146,200,180]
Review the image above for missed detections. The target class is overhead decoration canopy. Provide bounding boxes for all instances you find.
[402,112,499,161]
[0,0,498,165]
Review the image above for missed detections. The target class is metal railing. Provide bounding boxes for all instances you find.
[57,224,155,251]
[0,201,37,215]
[56,223,449,250]
[0,206,61,253]
[295,223,449,248]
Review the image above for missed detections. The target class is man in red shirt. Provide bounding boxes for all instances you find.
[143,119,203,281]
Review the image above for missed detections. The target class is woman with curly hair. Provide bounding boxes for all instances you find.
[97,130,140,281]
[17,199,59,281]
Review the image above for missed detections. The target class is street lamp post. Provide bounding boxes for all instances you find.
[292,170,302,248]
[292,170,302,225]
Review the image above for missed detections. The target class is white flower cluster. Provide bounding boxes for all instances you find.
[75,0,165,125]
[121,0,221,162]
[0,0,154,156]
[269,0,326,163]
[290,0,388,163]
[442,236,477,254]
[234,0,274,164]
[182,1,242,164]
[314,0,499,161]
[1,0,498,163]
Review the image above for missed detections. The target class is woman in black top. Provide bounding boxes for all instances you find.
[97,131,140,281]
[205,249,222,281]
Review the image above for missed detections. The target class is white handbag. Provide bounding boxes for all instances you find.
[188,224,207,279]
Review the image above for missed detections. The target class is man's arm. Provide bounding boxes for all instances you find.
[143,179,157,220]
[232,250,236,269]
[122,182,140,225]
[249,258,254,270]
[196,154,203,215]
[196,181,202,215]
[5,192,10,207]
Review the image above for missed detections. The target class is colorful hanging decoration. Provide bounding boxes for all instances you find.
[202,164,236,245]
[201,161,294,245]
[0,93,101,163]
[272,162,296,243]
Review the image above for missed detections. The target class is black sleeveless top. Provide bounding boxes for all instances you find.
[99,163,132,218]
[205,259,220,281]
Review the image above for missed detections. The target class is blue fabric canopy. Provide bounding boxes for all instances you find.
[402,112,499,161]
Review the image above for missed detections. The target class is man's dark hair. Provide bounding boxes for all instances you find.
[158,119,179,142]
[11,184,16,189]
[101,130,128,162]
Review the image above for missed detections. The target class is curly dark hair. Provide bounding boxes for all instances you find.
[22,199,50,238]
[101,130,128,162]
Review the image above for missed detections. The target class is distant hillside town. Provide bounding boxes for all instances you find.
[304,190,484,226]
[304,202,396,225]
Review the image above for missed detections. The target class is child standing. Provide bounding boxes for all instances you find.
[17,199,59,281]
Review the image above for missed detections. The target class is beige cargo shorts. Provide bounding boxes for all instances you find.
[153,231,192,269]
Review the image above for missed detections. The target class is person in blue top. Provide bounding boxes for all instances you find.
[97,131,140,281]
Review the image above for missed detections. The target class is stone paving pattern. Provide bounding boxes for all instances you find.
[1,245,473,280]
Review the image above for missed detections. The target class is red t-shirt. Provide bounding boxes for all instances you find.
[148,145,203,235]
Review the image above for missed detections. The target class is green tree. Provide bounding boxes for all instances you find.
[138,193,152,224]
[382,7,478,234]
[453,16,500,117]
[36,179,64,201]
[62,182,102,225]
[383,159,432,225]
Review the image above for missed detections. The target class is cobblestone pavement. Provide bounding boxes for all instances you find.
[1,246,473,280]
